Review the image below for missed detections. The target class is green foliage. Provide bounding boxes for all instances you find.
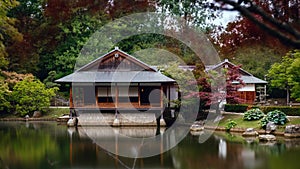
[224,104,249,113]
[243,108,264,121]
[160,62,198,113]
[0,0,22,65]
[0,80,11,112]
[233,45,282,79]
[39,14,103,80]
[260,110,287,128]
[159,0,218,30]
[268,50,300,101]
[11,77,58,116]
[288,57,300,101]
[43,71,60,88]
[225,119,237,131]
[260,106,300,116]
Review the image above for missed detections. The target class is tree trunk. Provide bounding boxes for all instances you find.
[287,86,290,106]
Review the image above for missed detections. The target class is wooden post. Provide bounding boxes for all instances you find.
[168,84,171,108]
[95,86,98,107]
[70,87,73,108]
[138,83,141,107]
[115,83,118,108]
[160,85,163,108]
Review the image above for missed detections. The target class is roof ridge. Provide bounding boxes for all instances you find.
[76,48,156,72]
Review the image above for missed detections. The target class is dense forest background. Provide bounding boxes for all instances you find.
[1,0,299,114]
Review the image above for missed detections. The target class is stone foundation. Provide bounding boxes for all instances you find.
[77,112,162,126]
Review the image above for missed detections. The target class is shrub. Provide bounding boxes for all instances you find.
[260,106,300,116]
[224,104,256,113]
[11,77,58,116]
[243,108,264,121]
[260,110,287,128]
[0,81,11,113]
[225,119,237,131]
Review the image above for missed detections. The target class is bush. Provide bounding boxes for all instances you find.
[260,110,287,128]
[243,108,264,121]
[0,81,11,113]
[225,119,237,131]
[11,77,58,116]
[224,104,249,113]
[260,106,300,116]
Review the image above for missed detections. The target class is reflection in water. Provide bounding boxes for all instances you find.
[1,122,300,169]
[218,139,227,159]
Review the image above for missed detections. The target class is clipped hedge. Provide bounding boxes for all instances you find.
[260,106,300,116]
[224,104,249,113]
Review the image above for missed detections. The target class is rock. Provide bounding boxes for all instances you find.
[266,122,277,133]
[33,111,42,118]
[284,125,300,138]
[112,118,120,127]
[190,130,204,136]
[190,122,204,132]
[259,134,276,142]
[160,119,166,126]
[242,128,258,137]
[244,137,257,144]
[67,118,77,127]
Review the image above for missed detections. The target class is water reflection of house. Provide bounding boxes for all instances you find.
[56,47,178,125]
[205,59,267,104]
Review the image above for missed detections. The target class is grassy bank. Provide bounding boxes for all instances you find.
[218,114,300,132]
[43,107,69,118]
[0,107,69,119]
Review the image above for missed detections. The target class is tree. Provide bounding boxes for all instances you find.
[213,0,300,48]
[187,65,245,114]
[268,50,300,104]
[159,0,219,30]
[288,57,300,101]
[213,17,290,58]
[232,45,283,79]
[11,77,58,116]
[0,80,11,113]
[0,0,23,69]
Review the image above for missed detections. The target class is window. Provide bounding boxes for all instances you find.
[118,86,138,103]
[97,86,116,103]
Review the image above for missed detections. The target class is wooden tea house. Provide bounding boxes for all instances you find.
[56,47,178,125]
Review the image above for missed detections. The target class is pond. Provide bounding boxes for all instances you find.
[1,122,300,169]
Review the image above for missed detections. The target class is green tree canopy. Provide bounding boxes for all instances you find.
[0,0,22,69]
[268,50,300,102]
[288,56,300,101]
[233,45,282,79]
[0,80,11,113]
[11,77,58,116]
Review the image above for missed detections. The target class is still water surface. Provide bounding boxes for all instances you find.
[0,122,300,169]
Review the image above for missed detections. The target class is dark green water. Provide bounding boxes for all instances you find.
[1,122,300,169]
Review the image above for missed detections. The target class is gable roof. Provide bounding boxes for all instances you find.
[55,47,175,83]
[205,59,267,84]
[205,59,253,76]
[77,47,156,72]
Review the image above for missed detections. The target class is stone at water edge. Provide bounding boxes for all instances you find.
[112,118,120,127]
[258,134,276,142]
[160,119,166,126]
[67,118,77,127]
[242,128,259,137]
[284,125,300,138]
[190,122,204,132]
[266,122,277,134]
[33,111,42,118]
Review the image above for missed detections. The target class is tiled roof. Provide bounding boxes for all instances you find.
[56,71,175,83]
